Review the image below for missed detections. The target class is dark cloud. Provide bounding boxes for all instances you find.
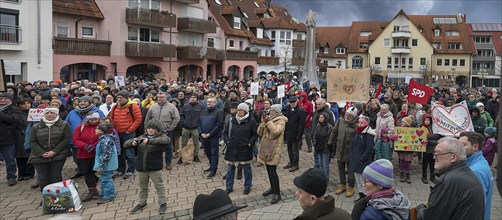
[274,0,502,26]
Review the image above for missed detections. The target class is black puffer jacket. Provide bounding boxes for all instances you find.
[180,102,202,129]
[29,118,72,163]
[124,132,170,172]
[224,116,258,162]
[0,105,25,146]
[283,105,306,142]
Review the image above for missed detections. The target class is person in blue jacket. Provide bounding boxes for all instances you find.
[93,122,118,204]
[459,132,493,220]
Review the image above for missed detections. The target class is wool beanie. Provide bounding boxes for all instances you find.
[346,106,358,118]
[80,95,93,104]
[484,127,497,137]
[50,99,62,107]
[97,122,114,133]
[87,112,100,119]
[293,168,327,197]
[270,104,282,114]
[363,159,394,189]
[43,108,59,115]
[237,103,249,113]
[401,116,413,127]
[0,92,13,102]
[116,90,129,99]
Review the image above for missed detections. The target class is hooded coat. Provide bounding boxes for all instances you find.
[313,112,333,153]
[375,110,395,138]
[257,115,288,166]
[328,115,357,163]
[359,189,411,220]
[297,92,313,127]
[470,108,487,134]
[349,126,375,173]
[224,115,258,162]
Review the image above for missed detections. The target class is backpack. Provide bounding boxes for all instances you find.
[110,103,135,121]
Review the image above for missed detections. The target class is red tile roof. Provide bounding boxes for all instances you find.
[468,23,502,56]
[316,27,351,58]
[53,0,104,19]
[347,21,386,53]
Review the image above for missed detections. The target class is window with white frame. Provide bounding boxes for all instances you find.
[477,49,494,57]
[128,27,160,42]
[279,31,291,45]
[233,17,241,29]
[384,38,390,47]
[296,33,302,40]
[229,40,234,48]
[460,59,465,66]
[128,0,160,10]
[434,29,440,36]
[432,43,440,49]
[336,47,345,54]
[352,56,363,69]
[437,59,442,66]
[323,47,329,54]
[374,57,380,65]
[452,59,458,66]
[81,26,94,37]
[420,58,426,65]
[257,28,263,38]
[56,21,69,38]
[447,43,461,50]
[445,31,459,36]
[387,57,392,69]
[412,39,418,47]
[208,38,214,47]
[408,57,413,69]
[473,36,491,43]
[444,59,450,66]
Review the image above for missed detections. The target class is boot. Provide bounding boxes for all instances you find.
[405,172,411,184]
[421,173,428,184]
[399,172,405,182]
[271,194,282,204]
[82,188,99,202]
[345,187,355,198]
[177,158,183,164]
[236,166,243,180]
[334,184,346,195]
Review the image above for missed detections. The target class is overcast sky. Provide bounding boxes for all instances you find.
[274,0,502,26]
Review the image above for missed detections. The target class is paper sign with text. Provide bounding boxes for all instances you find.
[28,108,45,121]
[407,80,434,105]
[277,85,285,98]
[394,127,428,152]
[250,82,259,95]
[327,68,370,103]
[115,76,125,87]
[431,100,474,136]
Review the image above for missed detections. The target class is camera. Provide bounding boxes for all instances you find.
[260,109,270,117]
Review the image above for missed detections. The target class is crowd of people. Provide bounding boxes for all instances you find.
[0,75,498,219]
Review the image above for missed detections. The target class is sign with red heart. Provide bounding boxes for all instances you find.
[431,101,474,136]
[327,68,370,103]
[394,127,428,152]
[28,108,45,122]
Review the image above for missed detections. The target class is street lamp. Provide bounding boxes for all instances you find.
[479,64,487,88]
[450,67,456,85]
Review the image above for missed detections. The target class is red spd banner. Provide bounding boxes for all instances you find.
[407,80,433,105]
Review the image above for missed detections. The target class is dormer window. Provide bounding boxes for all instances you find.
[434,29,440,36]
[324,47,329,54]
[233,17,241,29]
[336,48,346,54]
[257,28,263,38]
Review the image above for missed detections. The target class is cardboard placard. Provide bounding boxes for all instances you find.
[277,85,285,98]
[115,76,125,87]
[250,82,259,95]
[327,68,370,103]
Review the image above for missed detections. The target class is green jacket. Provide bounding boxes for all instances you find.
[29,118,72,164]
[480,111,494,127]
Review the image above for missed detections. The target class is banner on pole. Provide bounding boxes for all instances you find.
[407,80,434,105]
[394,127,428,152]
[250,82,259,95]
[431,100,474,136]
[277,85,285,98]
[327,68,370,103]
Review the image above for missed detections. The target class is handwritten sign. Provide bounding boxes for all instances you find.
[327,68,370,103]
[394,127,428,152]
[431,100,473,136]
[250,82,259,95]
[115,76,125,87]
[277,85,285,98]
[28,108,45,121]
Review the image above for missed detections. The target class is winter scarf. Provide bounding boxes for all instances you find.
[42,116,60,128]
[75,104,94,114]
[235,112,249,124]
[367,188,411,220]
[0,103,11,112]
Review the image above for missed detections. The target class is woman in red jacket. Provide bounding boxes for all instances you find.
[73,112,101,202]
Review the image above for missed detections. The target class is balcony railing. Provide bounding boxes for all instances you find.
[0,25,22,44]
[391,31,412,38]
[225,50,258,61]
[257,56,280,65]
[125,41,176,58]
[391,47,411,54]
[173,0,199,4]
[293,39,306,48]
[126,8,176,28]
[53,37,111,56]
[177,17,217,33]
[177,46,215,59]
[215,50,225,60]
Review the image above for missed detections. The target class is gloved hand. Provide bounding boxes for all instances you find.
[83,144,95,153]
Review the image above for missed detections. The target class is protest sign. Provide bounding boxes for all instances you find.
[431,100,474,136]
[28,108,45,121]
[394,127,428,152]
[250,82,259,95]
[407,80,434,105]
[327,68,370,103]
[277,85,285,98]
[115,76,125,87]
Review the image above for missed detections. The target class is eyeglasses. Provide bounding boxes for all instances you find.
[433,152,454,159]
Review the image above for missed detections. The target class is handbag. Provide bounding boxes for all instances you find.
[258,138,277,162]
[180,140,194,164]
[42,179,82,214]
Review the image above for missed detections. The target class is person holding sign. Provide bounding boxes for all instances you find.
[395,117,414,184]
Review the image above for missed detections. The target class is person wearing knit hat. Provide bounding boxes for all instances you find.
[94,122,118,204]
[293,168,352,219]
[396,116,414,183]
[258,101,288,204]
[237,103,249,113]
[482,127,497,166]
[116,90,129,99]
[401,116,413,127]
[477,102,494,127]
[346,106,358,118]
[349,115,375,201]
[351,159,411,220]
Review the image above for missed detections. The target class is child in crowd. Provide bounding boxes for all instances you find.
[421,114,441,184]
[375,127,393,161]
[93,122,118,204]
[125,120,170,214]
[395,117,414,184]
[482,127,497,166]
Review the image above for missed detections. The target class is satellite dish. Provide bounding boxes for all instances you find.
[199,47,207,57]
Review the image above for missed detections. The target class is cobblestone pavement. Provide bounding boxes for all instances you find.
[0,143,500,219]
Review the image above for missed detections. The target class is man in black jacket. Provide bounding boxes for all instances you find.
[0,93,25,186]
[180,94,203,163]
[283,96,306,172]
[416,137,484,220]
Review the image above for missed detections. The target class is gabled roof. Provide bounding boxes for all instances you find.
[316,26,351,58]
[261,17,295,30]
[53,0,104,19]
[469,23,502,55]
[347,21,387,53]
[208,0,254,38]
[408,15,474,54]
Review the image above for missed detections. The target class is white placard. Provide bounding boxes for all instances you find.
[405,75,412,84]
[115,76,125,87]
[250,82,259,95]
[3,61,21,76]
[431,101,474,136]
[27,108,45,121]
[277,85,285,98]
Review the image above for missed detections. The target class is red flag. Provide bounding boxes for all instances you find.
[374,83,382,98]
[408,80,433,105]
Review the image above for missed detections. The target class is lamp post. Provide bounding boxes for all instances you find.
[479,64,487,88]
[450,67,456,85]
